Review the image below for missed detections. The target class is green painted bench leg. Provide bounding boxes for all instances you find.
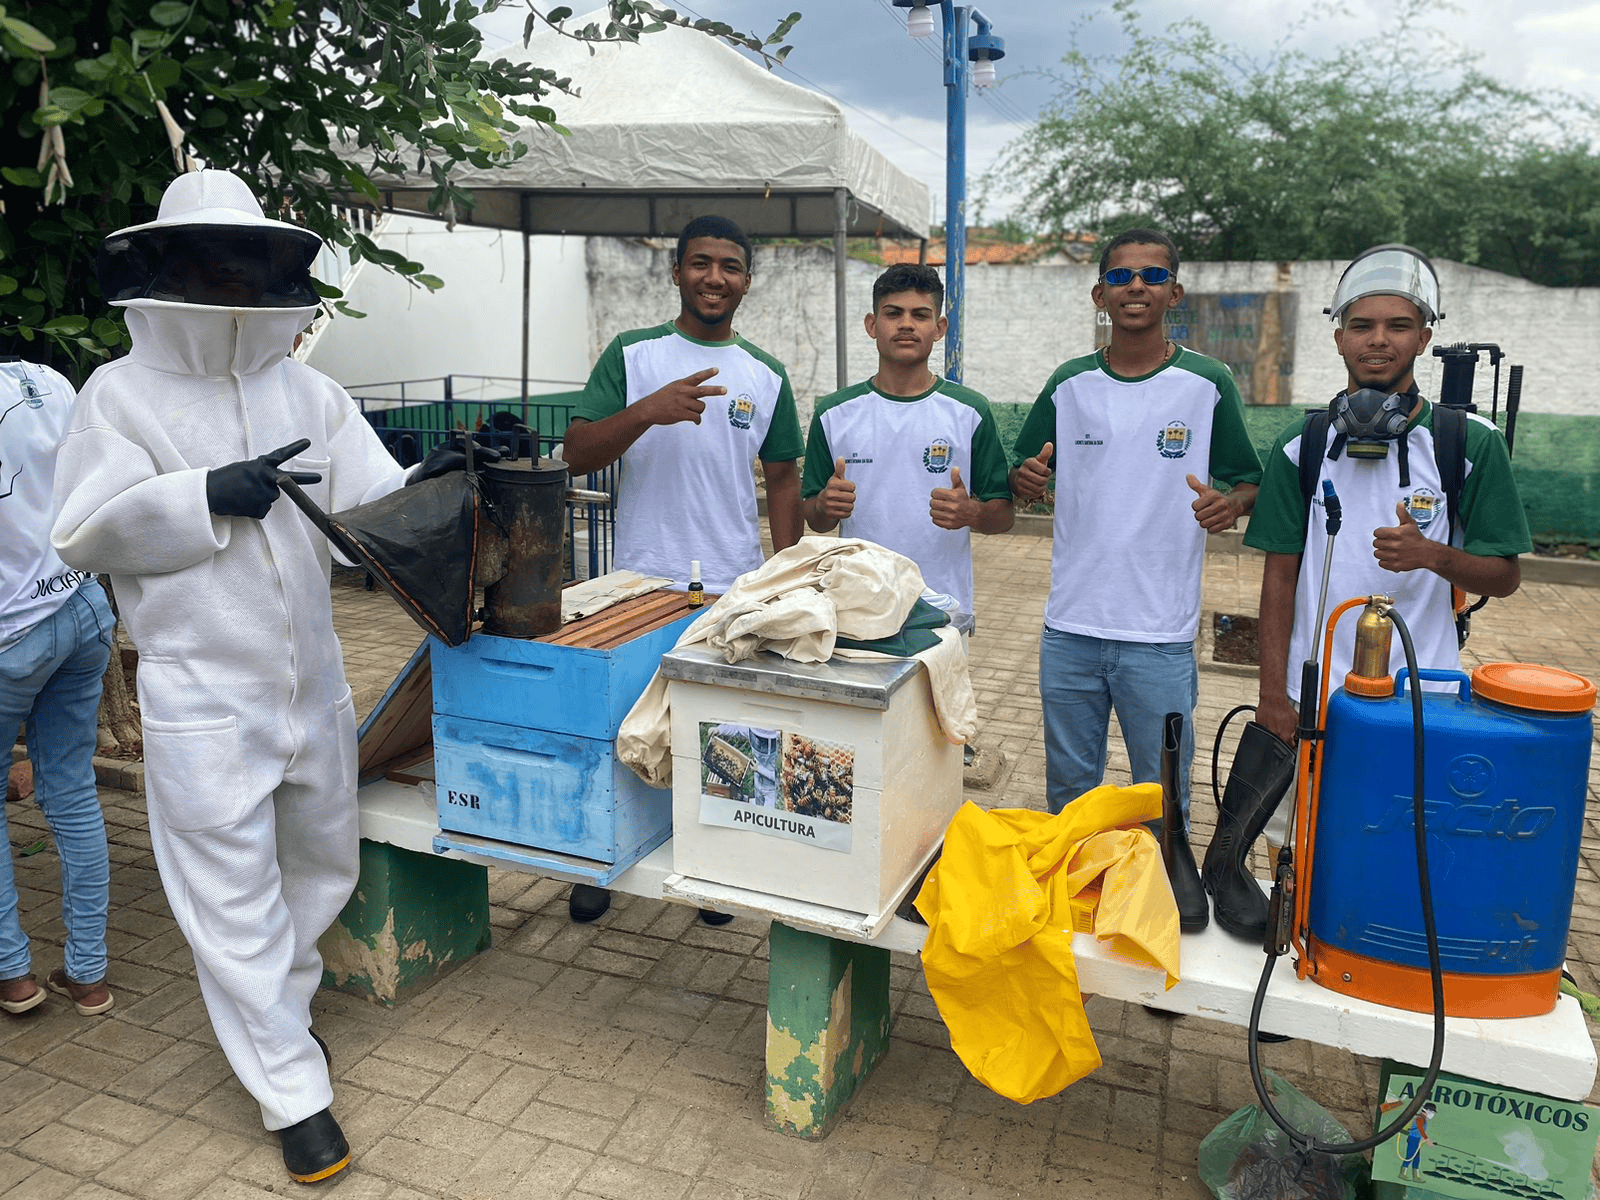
[319,839,491,1006]
[765,920,893,1139]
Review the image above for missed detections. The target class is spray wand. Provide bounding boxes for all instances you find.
[1245,476,1449,1159]
[1263,479,1341,956]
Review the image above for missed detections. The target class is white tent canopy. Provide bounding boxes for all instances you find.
[354,14,932,390]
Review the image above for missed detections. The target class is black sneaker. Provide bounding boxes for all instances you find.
[569,884,612,923]
[279,1108,350,1184]
[698,908,734,926]
[310,1029,331,1067]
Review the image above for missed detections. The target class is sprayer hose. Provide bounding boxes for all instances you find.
[1247,606,1448,1155]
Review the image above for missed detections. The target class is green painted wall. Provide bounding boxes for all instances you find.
[991,402,1600,544]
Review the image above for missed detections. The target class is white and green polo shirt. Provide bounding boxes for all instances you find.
[802,378,1011,614]
[1012,346,1262,643]
[574,323,803,591]
[1244,400,1530,698]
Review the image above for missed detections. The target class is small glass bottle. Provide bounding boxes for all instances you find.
[687,560,704,608]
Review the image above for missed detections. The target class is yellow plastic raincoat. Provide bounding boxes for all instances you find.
[914,785,1181,1103]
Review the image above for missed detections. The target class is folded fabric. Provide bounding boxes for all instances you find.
[833,596,950,657]
[560,570,673,623]
[914,786,1179,1104]
[618,536,977,786]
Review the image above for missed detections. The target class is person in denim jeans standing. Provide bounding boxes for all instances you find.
[0,357,115,1017]
[1009,230,1261,822]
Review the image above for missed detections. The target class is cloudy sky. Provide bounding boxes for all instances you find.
[477,1,1600,224]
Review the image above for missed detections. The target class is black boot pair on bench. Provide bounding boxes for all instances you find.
[1152,712,1296,941]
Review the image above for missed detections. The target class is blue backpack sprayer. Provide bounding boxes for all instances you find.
[1217,247,1597,1157]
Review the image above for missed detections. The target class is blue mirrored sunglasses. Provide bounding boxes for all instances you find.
[1100,266,1173,286]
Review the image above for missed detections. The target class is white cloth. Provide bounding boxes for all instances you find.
[618,537,978,787]
[0,361,90,647]
[560,570,673,623]
[51,292,405,1130]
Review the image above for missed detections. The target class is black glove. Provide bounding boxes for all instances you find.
[410,436,502,484]
[205,438,323,519]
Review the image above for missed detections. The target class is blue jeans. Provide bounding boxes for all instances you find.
[0,582,114,983]
[1038,626,1196,822]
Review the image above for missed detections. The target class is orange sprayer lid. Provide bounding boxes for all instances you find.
[1471,663,1596,713]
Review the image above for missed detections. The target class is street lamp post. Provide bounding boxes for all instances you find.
[892,1,1004,384]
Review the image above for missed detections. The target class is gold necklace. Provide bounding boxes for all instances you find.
[1103,339,1173,374]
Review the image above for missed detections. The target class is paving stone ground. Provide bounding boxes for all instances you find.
[5,531,1600,1199]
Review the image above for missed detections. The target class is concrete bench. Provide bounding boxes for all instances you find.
[340,779,1596,1141]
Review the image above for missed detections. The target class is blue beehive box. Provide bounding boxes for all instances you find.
[430,596,700,883]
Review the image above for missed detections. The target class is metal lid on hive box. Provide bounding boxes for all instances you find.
[657,644,924,708]
[280,473,480,647]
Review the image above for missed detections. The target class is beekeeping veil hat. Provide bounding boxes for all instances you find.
[98,169,323,308]
[1326,243,1442,324]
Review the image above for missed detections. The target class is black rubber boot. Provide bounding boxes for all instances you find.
[279,1108,351,1184]
[1157,711,1209,934]
[568,884,612,923]
[1202,720,1296,941]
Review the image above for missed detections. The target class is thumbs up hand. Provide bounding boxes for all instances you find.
[816,456,856,523]
[931,464,975,530]
[1187,472,1244,533]
[1009,441,1054,503]
[1373,500,1437,574]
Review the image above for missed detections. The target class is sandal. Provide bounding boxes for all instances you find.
[46,968,114,1015]
[0,974,45,1015]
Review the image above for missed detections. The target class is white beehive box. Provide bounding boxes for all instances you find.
[659,646,963,935]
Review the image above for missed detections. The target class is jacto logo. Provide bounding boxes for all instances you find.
[1362,797,1556,839]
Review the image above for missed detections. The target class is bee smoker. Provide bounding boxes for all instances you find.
[281,445,607,645]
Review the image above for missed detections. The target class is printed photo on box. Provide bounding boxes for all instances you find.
[697,721,854,852]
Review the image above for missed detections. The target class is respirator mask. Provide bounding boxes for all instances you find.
[1328,387,1415,462]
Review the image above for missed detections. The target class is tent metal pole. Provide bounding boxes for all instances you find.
[834,187,848,390]
[520,219,532,407]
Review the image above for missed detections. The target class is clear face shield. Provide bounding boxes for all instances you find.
[99,224,321,308]
[1322,245,1440,465]
[1326,244,1442,325]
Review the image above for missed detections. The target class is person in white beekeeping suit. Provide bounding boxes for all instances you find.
[50,169,486,1185]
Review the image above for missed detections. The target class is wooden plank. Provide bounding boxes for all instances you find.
[542,591,689,648]
[383,747,435,786]
[357,643,434,784]
[591,596,706,648]
[588,605,694,649]
[538,593,664,646]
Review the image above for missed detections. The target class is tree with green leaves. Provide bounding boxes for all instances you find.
[0,1,798,381]
[992,0,1600,286]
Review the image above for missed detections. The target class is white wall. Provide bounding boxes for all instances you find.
[314,226,1600,421]
[589,244,1600,423]
[307,218,592,400]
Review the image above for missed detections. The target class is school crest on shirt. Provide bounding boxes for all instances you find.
[18,371,48,408]
[728,394,755,429]
[1405,487,1441,529]
[1156,420,1191,458]
[923,438,953,473]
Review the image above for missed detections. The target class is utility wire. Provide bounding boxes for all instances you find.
[865,0,1036,129]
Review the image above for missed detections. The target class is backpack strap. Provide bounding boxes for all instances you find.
[1297,405,1334,514]
[1428,402,1476,645]
[1431,403,1467,548]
